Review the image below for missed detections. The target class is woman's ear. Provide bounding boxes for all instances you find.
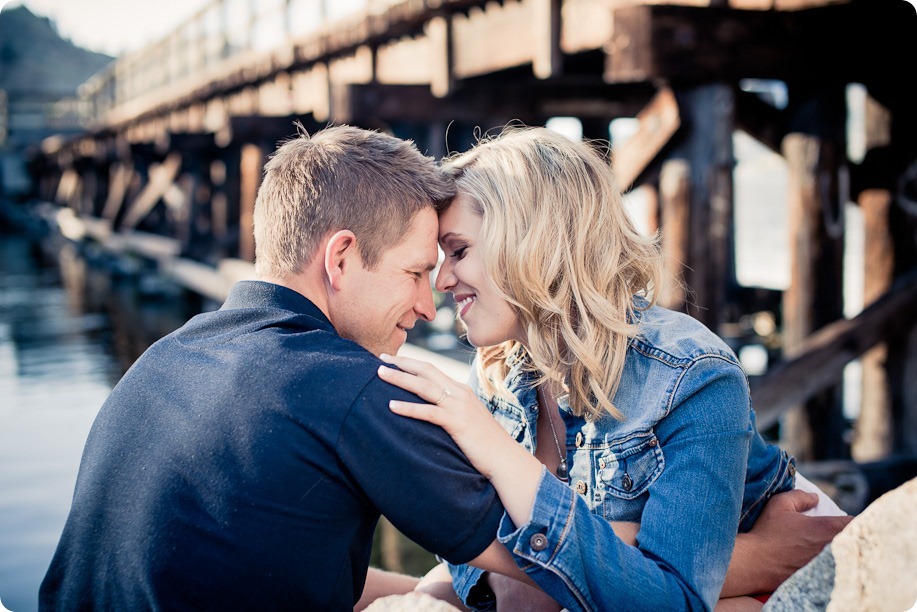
[324,230,358,291]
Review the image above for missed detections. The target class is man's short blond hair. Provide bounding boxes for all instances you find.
[253,124,455,276]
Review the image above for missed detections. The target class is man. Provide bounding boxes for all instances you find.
[39,125,522,610]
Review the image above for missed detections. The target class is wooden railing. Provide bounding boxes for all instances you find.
[78,0,405,126]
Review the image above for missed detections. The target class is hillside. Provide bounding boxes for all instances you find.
[0,4,113,97]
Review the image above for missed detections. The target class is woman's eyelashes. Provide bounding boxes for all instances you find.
[449,245,468,260]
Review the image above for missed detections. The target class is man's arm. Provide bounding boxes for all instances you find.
[721,489,852,596]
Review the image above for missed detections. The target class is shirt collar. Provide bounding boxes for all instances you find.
[222,280,335,333]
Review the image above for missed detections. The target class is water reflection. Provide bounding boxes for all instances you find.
[0,236,197,612]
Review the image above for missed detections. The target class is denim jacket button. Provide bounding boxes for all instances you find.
[530,533,548,551]
[575,432,584,447]
[648,438,658,447]
[575,480,588,495]
[621,474,633,491]
[599,458,607,469]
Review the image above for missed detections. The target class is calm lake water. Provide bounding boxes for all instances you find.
[0,234,196,611]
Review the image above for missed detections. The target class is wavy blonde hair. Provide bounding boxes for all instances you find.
[441,126,664,421]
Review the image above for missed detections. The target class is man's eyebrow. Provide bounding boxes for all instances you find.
[408,259,437,272]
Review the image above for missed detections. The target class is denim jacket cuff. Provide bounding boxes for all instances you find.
[447,562,495,611]
[496,467,574,565]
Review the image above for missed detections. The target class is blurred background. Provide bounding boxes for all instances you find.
[1,0,916,609]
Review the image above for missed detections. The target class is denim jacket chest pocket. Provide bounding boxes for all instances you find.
[570,431,665,522]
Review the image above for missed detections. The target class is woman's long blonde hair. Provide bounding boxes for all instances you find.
[441,126,664,421]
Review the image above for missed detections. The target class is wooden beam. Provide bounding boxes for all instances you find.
[426,15,454,98]
[239,143,263,263]
[561,0,615,54]
[341,84,468,123]
[734,87,789,154]
[605,2,916,97]
[852,88,896,460]
[341,80,655,126]
[658,159,690,311]
[101,162,134,222]
[532,0,562,79]
[669,84,736,333]
[375,34,433,86]
[452,1,533,79]
[752,271,917,432]
[782,133,829,459]
[291,66,329,118]
[119,230,182,261]
[781,88,848,461]
[853,188,895,461]
[610,86,680,191]
[120,153,183,230]
[161,258,234,302]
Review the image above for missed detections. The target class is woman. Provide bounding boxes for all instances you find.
[376,126,847,611]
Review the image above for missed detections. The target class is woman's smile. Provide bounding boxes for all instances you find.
[455,294,476,318]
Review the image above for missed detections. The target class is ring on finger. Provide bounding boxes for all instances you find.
[435,388,451,405]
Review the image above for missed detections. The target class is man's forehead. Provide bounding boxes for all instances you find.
[405,208,440,267]
[389,228,438,270]
[407,243,439,271]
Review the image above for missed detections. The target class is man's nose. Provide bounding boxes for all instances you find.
[415,285,436,322]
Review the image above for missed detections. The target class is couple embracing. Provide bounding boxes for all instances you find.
[40,124,849,611]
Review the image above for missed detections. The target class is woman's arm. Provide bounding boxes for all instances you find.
[379,354,849,607]
[378,355,546,527]
[378,354,750,611]
[445,491,847,608]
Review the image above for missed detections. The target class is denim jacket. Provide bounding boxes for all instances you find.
[450,301,796,611]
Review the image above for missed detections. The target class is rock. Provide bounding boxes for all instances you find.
[363,592,463,612]
[765,475,917,612]
[828,476,917,612]
[764,544,836,611]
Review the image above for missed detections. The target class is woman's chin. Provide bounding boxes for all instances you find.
[464,329,503,349]
[463,328,483,348]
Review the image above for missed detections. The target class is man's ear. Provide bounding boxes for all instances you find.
[324,230,359,291]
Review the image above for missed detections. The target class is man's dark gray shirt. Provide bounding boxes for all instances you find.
[40,280,503,611]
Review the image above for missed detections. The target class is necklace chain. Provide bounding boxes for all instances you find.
[539,387,569,481]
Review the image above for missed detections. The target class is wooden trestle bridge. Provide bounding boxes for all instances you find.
[27,0,917,497]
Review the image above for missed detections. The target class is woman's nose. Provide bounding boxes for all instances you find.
[435,258,455,293]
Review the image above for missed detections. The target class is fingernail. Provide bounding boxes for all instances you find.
[380,353,393,361]
[377,365,389,376]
